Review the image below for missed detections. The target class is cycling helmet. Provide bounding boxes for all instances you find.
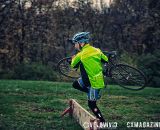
[72,32,90,44]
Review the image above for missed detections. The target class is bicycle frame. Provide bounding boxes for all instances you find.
[102,51,118,77]
[57,50,147,90]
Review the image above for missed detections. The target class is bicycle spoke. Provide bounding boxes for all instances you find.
[57,57,80,78]
[110,64,146,90]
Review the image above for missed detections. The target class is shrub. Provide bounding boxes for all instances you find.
[137,50,160,87]
[0,69,14,79]
[11,62,58,81]
[119,51,138,67]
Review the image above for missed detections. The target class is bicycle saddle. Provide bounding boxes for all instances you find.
[103,51,117,57]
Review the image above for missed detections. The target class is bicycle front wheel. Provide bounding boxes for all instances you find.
[57,57,80,79]
[109,64,147,90]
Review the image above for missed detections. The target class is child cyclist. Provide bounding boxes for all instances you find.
[70,32,108,123]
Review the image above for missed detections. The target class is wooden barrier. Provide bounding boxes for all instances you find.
[61,99,100,130]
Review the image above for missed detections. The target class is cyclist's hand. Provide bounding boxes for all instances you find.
[67,58,72,64]
[67,56,75,65]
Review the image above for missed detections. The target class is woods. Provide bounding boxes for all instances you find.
[0,0,160,86]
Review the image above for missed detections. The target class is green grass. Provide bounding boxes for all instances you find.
[0,80,160,130]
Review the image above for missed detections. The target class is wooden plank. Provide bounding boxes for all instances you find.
[71,99,99,130]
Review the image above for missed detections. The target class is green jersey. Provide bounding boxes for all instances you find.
[71,44,108,89]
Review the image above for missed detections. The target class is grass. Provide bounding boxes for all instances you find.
[0,80,160,130]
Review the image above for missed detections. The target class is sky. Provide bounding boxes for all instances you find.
[61,0,114,9]
[24,0,113,9]
[70,0,113,7]
[92,0,113,8]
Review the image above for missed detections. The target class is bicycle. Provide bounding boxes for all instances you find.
[57,51,147,90]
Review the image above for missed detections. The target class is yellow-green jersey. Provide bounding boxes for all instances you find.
[71,44,108,89]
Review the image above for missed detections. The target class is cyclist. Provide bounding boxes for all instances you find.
[70,32,108,123]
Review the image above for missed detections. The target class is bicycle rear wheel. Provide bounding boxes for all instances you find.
[57,57,80,79]
[109,64,147,90]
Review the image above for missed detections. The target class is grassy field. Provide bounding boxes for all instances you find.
[0,80,160,130]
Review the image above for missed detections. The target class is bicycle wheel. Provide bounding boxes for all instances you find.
[109,64,147,90]
[57,57,80,78]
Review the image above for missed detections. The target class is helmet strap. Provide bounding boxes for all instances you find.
[78,43,82,51]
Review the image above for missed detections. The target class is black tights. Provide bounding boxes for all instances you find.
[72,81,105,122]
[72,80,88,93]
[88,100,105,122]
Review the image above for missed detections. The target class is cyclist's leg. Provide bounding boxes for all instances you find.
[88,88,105,122]
[72,78,89,93]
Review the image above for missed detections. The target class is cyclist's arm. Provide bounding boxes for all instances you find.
[71,52,81,68]
[100,50,108,63]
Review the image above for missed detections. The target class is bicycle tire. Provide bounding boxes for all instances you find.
[109,64,147,90]
[57,57,80,79]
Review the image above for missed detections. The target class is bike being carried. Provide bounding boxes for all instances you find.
[57,32,147,91]
[58,32,147,123]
